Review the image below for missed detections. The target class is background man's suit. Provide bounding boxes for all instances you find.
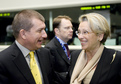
[69,47,121,84]
[45,37,70,84]
[0,42,54,84]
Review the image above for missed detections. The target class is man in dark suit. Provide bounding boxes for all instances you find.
[45,15,73,84]
[0,9,54,84]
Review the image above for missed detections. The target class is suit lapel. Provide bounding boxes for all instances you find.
[57,46,70,64]
[36,48,50,84]
[12,44,35,84]
[54,37,70,64]
[90,47,114,84]
[36,50,45,79]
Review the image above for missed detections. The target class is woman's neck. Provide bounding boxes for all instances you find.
[85,44,101,62]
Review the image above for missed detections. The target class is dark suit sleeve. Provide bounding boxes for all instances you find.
[37,47,58,84]
[43,48,64,84]
[0,62,10,84]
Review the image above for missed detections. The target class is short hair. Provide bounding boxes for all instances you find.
[53,15,72,30]
[79,13,111,44]
[12,9,45,39]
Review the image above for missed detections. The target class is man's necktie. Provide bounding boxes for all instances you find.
[29,51,42,84]
[64,44,70,59]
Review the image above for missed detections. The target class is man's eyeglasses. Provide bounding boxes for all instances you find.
[75,30,93,36]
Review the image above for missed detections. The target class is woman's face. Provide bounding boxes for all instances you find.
[77,21,102,51]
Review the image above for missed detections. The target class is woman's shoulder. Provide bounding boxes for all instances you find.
[104,47,121,53]
[104,47,121,58]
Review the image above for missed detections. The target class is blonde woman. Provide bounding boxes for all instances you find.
[70,13,121,84]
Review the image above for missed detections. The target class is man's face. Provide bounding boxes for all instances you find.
[56,18,73,43]
[24,18,47,50]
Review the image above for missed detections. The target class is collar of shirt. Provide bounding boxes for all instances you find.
[55,36,67,48]
[15,41,44,83]
[55,36,70,60]
[15,40,30,58]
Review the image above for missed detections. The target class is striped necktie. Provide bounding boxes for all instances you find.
[64,44,70,59]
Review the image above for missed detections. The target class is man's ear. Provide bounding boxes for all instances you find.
[54,28,59,34]
[19,29,26,39]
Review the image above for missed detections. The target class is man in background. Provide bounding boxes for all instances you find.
[45,15,73,84]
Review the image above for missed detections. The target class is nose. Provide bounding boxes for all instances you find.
[71,28,73,31]
[78,33,84,39]
[70,28,73,33]
[42,30,47,38]
[69,27,73,31]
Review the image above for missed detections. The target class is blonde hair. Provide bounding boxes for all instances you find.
[79,13,111,43]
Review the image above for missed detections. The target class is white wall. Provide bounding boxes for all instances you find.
[1,45,121,52]
[0,0,121,12]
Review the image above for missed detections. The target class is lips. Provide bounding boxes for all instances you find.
[69,34,73,36]
[81,42,85,45]
[80,40,87,46]
[39,38,47,44]
[38,40,42,44]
